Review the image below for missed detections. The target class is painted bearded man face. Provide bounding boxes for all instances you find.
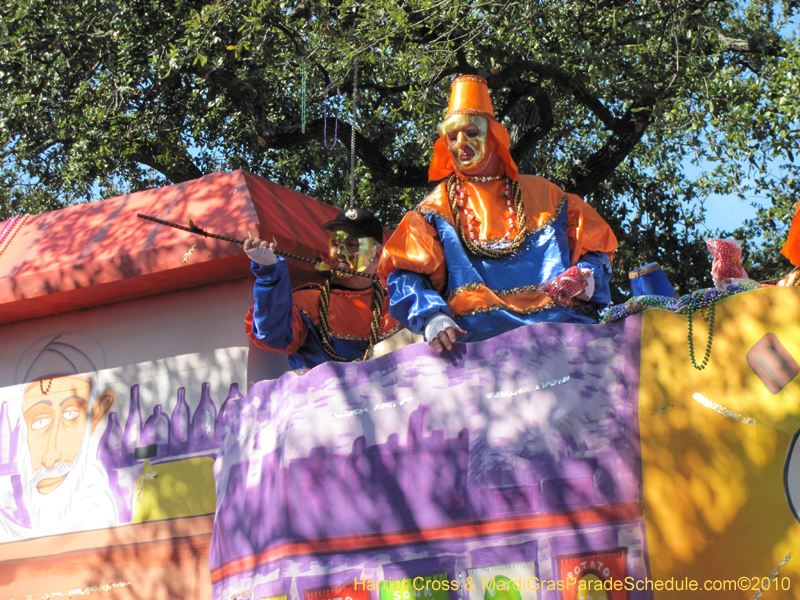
[0,333,121,540]
[22,375,113,495]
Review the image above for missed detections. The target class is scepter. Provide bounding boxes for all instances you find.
[136,213,381,281]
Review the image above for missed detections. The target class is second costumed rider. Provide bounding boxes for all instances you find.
[378,75,618,353]
[245,208,401,370]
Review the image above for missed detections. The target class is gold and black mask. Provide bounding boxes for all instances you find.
[327,229,379,276]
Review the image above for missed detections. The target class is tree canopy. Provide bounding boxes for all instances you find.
[2,0,800,299]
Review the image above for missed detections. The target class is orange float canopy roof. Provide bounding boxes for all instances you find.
[0,170,349,325]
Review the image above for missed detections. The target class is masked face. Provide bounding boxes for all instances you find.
[438,114,495,172]
[327,229,379,277]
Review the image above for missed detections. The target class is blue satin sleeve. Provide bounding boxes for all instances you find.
[386,269,451,335]
[250,257,295,349]
[576,250,613,309]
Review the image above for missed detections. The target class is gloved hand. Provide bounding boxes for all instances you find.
[576,268,595,301]
[424,312,467,353]
[244,238,278,266]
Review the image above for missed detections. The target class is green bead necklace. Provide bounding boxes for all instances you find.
[686,293,717,370]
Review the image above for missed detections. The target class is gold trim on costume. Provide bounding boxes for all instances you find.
[447,281,556,300]
[456,174,505,182]
[496,284,546,296]
[528,193,568,235]
[452,301,558,320]
[443,108,496,121]
[416,207,454,226]
[452,74,488,85]
[446,282,486,300]
[629,263,661,279]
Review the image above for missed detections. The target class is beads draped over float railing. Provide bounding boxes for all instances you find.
[600,282,762,370]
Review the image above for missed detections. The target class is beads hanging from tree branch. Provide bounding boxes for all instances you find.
[349,60,359,209]
[323,80,340,150]
[301,59,307,134]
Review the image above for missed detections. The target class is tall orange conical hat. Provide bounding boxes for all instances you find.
[428,75,519,181]
[781,201,800,266]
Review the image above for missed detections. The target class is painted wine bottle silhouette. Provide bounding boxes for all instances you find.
[142,404,171,457]
[216,382,243,437]
[190,382,217,452]
[170,387,190,456]
[97,411,124,468]
[122,384,142,466]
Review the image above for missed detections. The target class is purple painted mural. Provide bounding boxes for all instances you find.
[93,381,241,470]
[0,378,240,540]
[211,316,650,600]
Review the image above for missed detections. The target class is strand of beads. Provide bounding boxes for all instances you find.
[301,59,307,134]
[600,282,760,324]
[455,183,481,241]
[453,176,519,249]
[447,174,528,258]
[498,177,518,245]
[687,290,717,370]
[322,80,340,150]
[600,294,682,323]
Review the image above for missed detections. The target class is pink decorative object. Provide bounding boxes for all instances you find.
[707,238,744,286]
[540,266,585,305]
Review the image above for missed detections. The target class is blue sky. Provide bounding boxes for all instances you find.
[686,160,765,233]
[704,194,760,232]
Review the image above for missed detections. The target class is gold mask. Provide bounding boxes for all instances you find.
[438,114,494,170]
[327,229,379,276]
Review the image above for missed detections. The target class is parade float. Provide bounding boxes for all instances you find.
[0,171,798,599]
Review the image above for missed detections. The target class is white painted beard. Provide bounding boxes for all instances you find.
[14,377,120,538]
[29,459,72,487]
[23,443,88,536]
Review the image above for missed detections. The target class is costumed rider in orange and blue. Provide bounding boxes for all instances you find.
[244,208,400,370]
[378,75,618,353]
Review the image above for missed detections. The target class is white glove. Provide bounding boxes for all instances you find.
[424,312,458,342]
[245,242,278,266]
[578,268,595,300]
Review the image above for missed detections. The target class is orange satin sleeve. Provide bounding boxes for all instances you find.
[245,304,308,355]
[377,210,448,294]
[518,176,565,230]
[777,269,800,287]
[781,202,800,267]
[565,193,618,264]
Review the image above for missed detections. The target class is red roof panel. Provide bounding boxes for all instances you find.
[0,171,343,324]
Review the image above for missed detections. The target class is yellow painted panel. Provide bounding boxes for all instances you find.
[133,457,217,523]
[639,287,800,599]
